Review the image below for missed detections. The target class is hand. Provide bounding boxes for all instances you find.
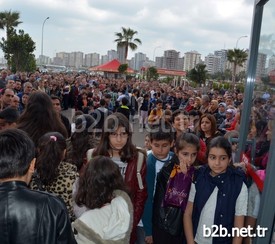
[233,162,247,173]
[145,236,153,244]
[179,159,188,174]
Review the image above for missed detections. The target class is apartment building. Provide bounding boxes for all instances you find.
[183,50,201,71]
[205,53,221,74]
[155,50,183,70]
[84,53,100,67]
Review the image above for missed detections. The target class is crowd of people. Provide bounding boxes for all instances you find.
[0,68,274,244]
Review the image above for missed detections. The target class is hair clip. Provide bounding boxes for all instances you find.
[50,135,57,142]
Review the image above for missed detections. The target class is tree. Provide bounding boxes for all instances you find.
[209,71,223,80]
[187,63,208,86]
[236,70,246,83]
[0,29,36,72]
[227,48,248,85]
[224,69,232,81]
[261,75,270,85]
[118,63,128,74]
[0,10,22,39]
[0,10,22,67]
[114,27,142,63]
[146,66,159,80]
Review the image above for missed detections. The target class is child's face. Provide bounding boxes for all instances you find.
[176,144,197,168]
[173,114,189,132]
[150,139,173,160]
[208,147,230,177]
[231,142,238,152]
[144,136,151,150]
[156,103,163,110]
[109,126,128,151]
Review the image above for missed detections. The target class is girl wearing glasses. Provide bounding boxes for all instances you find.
[85,112,147,244]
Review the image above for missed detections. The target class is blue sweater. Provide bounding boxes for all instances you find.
[142,151,174,236]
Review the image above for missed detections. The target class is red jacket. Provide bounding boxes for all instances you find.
[90,150,148,244]
[125,152,148,244]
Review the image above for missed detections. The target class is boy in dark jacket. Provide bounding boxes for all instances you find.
[117,97,130,120]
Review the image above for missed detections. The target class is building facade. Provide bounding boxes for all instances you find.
[133,52,147,71]
[256,52,267,79]
[84,53,100,67]
[267,55,275,73]
[205,53,221,74]
[155,50,183,70]
[184,51,201,71]
[56,52,70,66]
[214,49,228,72]
[107,50,118,62]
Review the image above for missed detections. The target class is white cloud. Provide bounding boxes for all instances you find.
[0,0,256,60]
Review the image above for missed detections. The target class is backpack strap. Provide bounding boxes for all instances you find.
[137,151,145,190]
[87,147,145,190]
[86,148,94,162]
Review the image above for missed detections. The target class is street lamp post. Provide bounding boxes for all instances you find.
[41,17,50,64]
[153,46,161,62]
[235,35,248,48]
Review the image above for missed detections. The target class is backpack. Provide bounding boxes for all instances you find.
[86,149,145,190]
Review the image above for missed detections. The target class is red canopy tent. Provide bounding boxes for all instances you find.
[89,59,135,73]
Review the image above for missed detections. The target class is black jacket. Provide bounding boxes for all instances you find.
[0,181,76,244]
[153,159,184,237]
[117,105,130,120]
[91,107,112,129]
[61,114,71,137]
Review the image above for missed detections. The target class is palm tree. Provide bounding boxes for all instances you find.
[187,63,208,86]
[227,48,248,85]
[0,10,22,39]
[0,16,4,30]
[114,27,142,63]
[0,10,22,68]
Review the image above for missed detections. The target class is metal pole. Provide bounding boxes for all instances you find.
[235,35,248,48]
[254,120,275,243]
[236,2,264,162]
[41,17,49,64]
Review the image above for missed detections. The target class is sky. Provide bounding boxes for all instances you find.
[0,0,255,60]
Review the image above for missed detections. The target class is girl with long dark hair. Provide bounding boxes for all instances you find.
[30,132,78,221]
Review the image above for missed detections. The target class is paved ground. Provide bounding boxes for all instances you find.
[61,109,146,147]
[131,118,147,148]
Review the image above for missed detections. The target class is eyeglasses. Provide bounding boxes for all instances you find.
[109,132,128,138]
